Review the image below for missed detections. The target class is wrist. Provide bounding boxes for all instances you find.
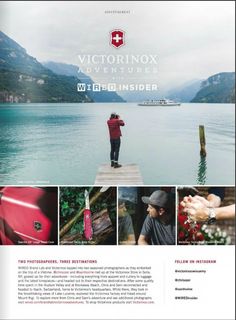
[206,207,217,224]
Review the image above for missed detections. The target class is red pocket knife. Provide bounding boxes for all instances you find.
[84,190,93,240]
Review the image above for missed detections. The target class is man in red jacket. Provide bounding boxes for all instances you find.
[107,112,125,168]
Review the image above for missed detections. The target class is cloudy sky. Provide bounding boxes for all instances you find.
[0,1,235,90]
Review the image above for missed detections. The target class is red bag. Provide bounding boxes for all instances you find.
[0,187,57,245]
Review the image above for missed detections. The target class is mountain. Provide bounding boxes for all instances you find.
[167,79,202,102]
[0,31,91,103]
[191,72,235,103]
[43,61,125,103]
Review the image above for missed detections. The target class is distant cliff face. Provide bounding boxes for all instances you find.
[0,31,91,103]
[191,72,235,103]
[43,61,125,103]
[167,80,202,102]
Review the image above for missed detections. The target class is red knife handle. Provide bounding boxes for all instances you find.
[83,209,93,240]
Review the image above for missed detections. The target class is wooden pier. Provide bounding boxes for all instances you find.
[95,164,143,185]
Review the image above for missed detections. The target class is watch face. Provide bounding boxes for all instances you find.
[208,217,216,225]
[208,208,216,223]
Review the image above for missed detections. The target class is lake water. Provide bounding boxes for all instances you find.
[0,103,234,185]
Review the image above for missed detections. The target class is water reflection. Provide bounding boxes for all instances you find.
[0,103,234,185]
[197,155,207,185]
[0,105,90,180]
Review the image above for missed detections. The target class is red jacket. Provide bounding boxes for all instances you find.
[107,118,125,139]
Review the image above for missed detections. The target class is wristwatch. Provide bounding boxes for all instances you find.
[207,207,217,224]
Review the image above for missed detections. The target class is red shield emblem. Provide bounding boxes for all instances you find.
[110,30,125,48]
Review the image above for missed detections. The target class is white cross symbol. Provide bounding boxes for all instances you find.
[112,33,122,43]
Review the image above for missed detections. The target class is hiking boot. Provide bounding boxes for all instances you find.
[114,163,122,168]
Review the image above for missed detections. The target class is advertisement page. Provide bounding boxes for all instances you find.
[0,1,235,320]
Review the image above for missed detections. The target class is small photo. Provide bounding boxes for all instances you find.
[118,187,176,245]
[59,186,117,245]
[0,187,58,245]
[178,186,235,245]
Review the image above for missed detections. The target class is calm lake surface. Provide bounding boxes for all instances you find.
[0,103,234,185]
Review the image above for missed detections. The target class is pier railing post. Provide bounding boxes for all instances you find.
[199,125,207,156]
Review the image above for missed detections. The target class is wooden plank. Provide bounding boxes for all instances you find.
[95,164,143,185]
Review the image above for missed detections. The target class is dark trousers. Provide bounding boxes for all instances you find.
[110,138,121,162]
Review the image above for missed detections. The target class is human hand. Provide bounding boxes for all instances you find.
[182,199,209,222]
[181,195,210,208]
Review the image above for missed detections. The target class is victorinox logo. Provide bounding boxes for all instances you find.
[110,29,125,48]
